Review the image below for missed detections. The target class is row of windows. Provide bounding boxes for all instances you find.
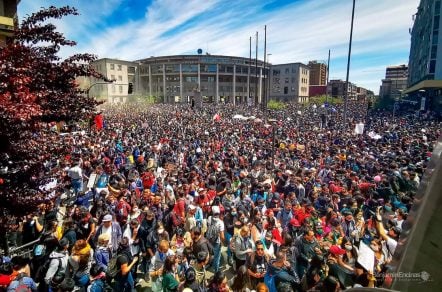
[146,64,263,74]
[273,86,296,94]
[109,64,122,71]
[110,75,123,81]
[111,85,124,93]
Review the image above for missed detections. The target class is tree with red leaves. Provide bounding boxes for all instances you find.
[0,6,109,234]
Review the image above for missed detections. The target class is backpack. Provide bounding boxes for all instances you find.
[105,256,120,280]
[32,244,46,260]
[10,274,31,292]
[264,269,281,292]
[206,217,220,244]
[229,234,239,253]
[36,257,64,284]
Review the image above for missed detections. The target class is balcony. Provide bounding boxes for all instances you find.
[0,15,14,36]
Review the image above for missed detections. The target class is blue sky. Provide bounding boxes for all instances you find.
[18,0,420,94]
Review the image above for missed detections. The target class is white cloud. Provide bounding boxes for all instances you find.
[18,0,420,93]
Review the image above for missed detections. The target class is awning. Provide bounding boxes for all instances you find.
[403,80,442,94]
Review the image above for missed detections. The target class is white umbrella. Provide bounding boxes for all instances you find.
[233,114,245,119]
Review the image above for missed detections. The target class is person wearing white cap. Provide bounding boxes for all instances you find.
[207,205,225,273]
[94,214,122,254]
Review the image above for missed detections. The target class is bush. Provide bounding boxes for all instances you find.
[267,99,287,110]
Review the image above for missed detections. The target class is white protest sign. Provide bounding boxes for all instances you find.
[87,173,98,189]
[357,241,375,272]
[354,123,365,135]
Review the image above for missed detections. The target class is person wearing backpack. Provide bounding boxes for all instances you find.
[7,256,37,292]
[110,237,139,292]
[206,206,225,273]
[44,238,69,291]
[232,226,254,271]
[265,250,300,292]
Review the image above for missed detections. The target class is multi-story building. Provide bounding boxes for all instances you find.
[88,55,268,105]
[87,59,137,103]
[327,79,357,99]
[268,63,309,102]
[308,60,327,85]
[0,0,19,47]
[405,0,442,111]
[379,65,408,100]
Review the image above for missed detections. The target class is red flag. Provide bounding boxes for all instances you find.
[94,114,103,130]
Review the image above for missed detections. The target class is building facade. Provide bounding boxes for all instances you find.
[405,0,442,111]
[269,63,309,102]
[89,55,268,105]
[327,79,357,99]
[87,59,137,103]
[0,0,19,47]
[379,65,408,100]
[308,60,327,85]
[408,0,441,85]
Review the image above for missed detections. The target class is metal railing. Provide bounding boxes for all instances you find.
[7,237,41,258]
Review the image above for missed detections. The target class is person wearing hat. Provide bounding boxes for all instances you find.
[326,245,354,288]
[44,238,69,288]
[93,214,122,254]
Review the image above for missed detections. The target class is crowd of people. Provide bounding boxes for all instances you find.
[0,100,440,292]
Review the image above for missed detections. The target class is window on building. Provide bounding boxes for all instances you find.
[436,1,441,14]
[111,75,115,80]
[110,64,115,70]
[285,78,289,83]
[273,77,280,84]
[117,65,122,71]
[119,85,123,93]
[434,15,440,30]
[433,30,439,45]
[284,87,288,94]
[431,45,438,59]
[272,69,280,76]
[291,77,295,83]
[128,66,136,74]
[291,87,295,92]
[429,60,436,73]
[226,66,234,73]
[285,68,290,74]
[118,75,122,81]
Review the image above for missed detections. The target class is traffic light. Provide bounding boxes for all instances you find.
[128,82,133,94]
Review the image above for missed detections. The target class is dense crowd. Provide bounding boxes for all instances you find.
[0,100,440,292]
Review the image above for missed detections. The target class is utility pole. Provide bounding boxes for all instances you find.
[255,31,259,106]
[263,25,267,112]
[248,36,251,106]
[343,0,355,128]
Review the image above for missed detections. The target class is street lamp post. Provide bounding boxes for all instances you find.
[86,80,115,99]
[343,0,356,128]
[267,53,272,119]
